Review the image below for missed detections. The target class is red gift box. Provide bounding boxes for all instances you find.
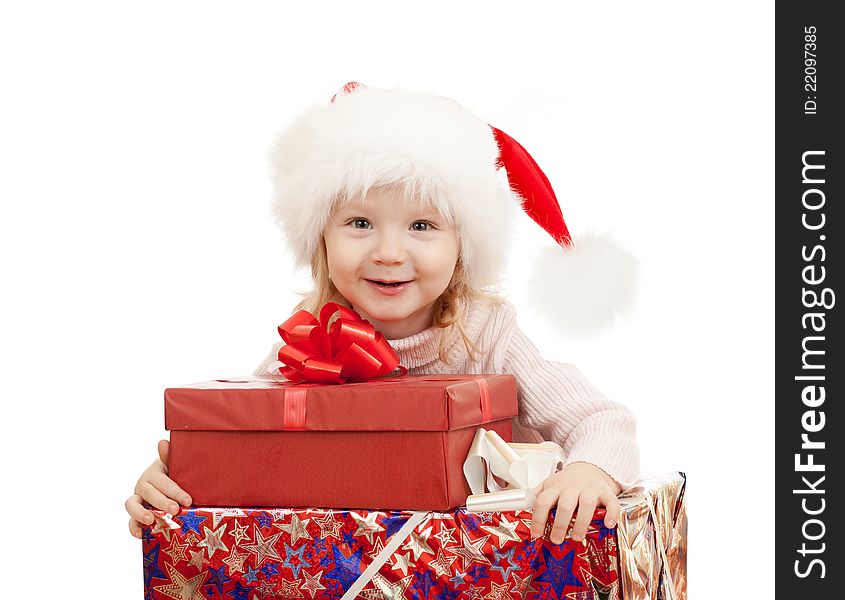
[165,374,518,510]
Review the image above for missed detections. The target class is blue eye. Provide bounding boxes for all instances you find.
[351,218,371,229]
[411,221,431,231]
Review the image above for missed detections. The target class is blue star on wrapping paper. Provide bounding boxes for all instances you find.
[325,546,363,592]
[227,580,251,600]
[467,564,489,582]
[491,546,520,582]
[381,513,410,538]
[462,513,481,532]
[141,527,154,544]
[143,543,166,588]
[449,570,468,586]
[261,561,280,577]
[178,510,207,536]
[536,547,583,599]
[206,565,231,597]
[523,540,544,570]
[342,529,357,548]
[410,569,438,598]
[283,542,311,577]
[254,511,273,529]
[320,551,335,568]
[243,565,260,584]
[313,536,328,554]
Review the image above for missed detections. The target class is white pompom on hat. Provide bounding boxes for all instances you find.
[270,81,637,334]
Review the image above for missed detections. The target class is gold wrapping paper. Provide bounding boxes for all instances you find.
[617,471,688,600]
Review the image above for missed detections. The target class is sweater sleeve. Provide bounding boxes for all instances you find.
[502,327,640,489]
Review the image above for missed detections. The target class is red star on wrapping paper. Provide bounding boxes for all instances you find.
[313,512,344,541]
[228,519,250,546]
[350,511,385,544]
[390,551,416,577]
[183,533,200,547]
[432,522,458,547]
[242,525,283,568]
[153,562,209,600]
[276,513,312,545]
[301,569,327,599]
[429,548,458,578]
[510,573,537,600]
[278,578,304,599]
[449,533,491,572]
[198,523,229,559]
[484,581,515,600]
[221,546,247,575]
[152,513,182,542]
[187,549,209,570]
[163,536,190,565]
[401,525,434,561]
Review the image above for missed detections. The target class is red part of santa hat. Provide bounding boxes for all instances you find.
[271,82,637,334]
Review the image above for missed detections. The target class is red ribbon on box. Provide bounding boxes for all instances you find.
[276,302,405,384]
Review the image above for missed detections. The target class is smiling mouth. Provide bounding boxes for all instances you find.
[365,279,413,288]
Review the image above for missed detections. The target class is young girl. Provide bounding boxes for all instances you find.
[126,82,640,548]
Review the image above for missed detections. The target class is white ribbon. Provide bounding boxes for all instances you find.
[340,511,428,600]
[462,428,565,512]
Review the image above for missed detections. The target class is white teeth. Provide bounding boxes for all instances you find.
[369,279,410,287]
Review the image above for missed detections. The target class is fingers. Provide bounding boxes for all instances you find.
[148,470,192,509]
[549,492,578,544]
[570,492,597,542]
[157,439,170,468]
[125,494,154,532]
[137,481,183,514]
[601,490,621,529]
[129,517,143,539]
[530,487,555,540]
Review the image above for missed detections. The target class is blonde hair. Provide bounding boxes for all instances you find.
[294,238,502,364]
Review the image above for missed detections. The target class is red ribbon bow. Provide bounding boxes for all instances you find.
[276,302,405,384]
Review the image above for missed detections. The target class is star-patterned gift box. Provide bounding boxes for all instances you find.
[164,375,518,510]
[141,472,686,600]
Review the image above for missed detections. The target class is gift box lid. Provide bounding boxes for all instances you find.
[165,374,517,432]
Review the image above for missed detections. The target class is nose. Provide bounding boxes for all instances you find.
[370,230,408,265]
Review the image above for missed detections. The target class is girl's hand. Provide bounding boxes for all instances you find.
[530,462,622,544]
[125,440,192,539]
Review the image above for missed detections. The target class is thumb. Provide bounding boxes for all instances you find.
[157,439,170,466]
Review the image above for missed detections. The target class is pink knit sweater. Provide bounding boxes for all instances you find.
[254,296,640,489]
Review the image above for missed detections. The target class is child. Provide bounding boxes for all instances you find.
[126,82,640,547]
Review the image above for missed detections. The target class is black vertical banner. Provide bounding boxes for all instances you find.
[776,4,843,596]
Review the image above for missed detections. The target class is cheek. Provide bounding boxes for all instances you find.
[417,239,459,283]
[324,234,361,281]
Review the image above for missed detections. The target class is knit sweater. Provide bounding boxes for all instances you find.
[254,296,640,489]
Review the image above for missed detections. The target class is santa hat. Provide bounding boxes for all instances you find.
[270,82,637,334]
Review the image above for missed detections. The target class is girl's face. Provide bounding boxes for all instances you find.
[323,187,459,339]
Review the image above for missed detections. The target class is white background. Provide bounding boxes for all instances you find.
[0,1,773,595]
